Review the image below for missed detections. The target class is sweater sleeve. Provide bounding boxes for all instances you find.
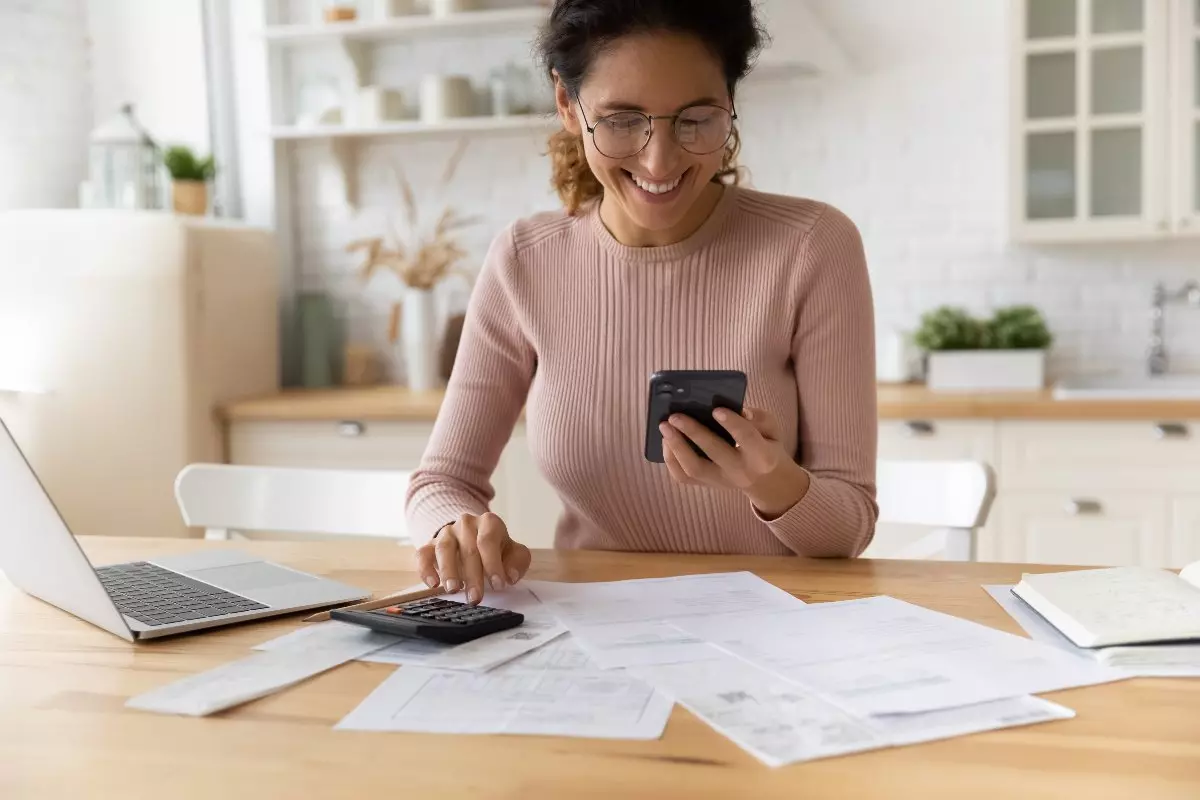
[404,226,535,545]
[758,204,880,557]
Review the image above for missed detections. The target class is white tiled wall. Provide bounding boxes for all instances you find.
[0,0,90,210]
[288,0,1200,380]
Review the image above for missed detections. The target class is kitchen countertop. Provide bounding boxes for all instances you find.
[219,383,1200,423]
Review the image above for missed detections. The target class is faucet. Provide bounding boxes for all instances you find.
[1148,281,1200,376]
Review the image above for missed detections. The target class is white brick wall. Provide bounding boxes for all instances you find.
[0,0,90,209]
[289,0,1200,380]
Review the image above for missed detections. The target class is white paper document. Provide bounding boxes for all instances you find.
[127,628,393,717]
[492,633,599,674]
[335,666,674,739]
[985,585,1200,678]
[676,595,1125,716]
[635,654,1074,767]
[526,572,804,669]
[254,587,563,673]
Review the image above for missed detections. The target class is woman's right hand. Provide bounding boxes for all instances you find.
[414,512,532,605]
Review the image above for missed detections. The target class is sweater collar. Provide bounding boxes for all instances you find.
[586,184,739,263]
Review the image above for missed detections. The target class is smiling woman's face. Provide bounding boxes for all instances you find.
[556,31,733,241]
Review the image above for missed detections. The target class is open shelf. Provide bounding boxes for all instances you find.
[270,113,556,141]
[261,7,548,44]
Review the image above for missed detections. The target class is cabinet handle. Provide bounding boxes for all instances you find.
[337,420,366,437]
[1154,422,1190,440]
[1064,498,1103,516]
[904,420,936,437]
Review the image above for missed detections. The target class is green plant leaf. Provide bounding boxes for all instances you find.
[163,145,217,181]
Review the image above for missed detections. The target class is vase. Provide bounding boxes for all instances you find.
[401,288,440,391]
[171,180,208,215]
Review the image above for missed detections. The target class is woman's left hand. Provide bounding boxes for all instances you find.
[660,406,811,519]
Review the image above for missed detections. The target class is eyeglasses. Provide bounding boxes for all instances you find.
[575,97,737,159]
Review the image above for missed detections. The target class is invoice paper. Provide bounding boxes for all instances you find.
[335,666,674,739]
[634,653,1074,767]
[676,595,1125,716]
[526,572,805,669]
[127,628,394,717]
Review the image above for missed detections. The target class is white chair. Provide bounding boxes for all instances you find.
[174,463,412,543]
[872,460,996,561]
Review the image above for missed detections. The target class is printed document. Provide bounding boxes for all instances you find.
[127,626,394,717]
[335,666,673,739]
[985,585,1200,678]
[676,595,1125,715]
[635,653,1074,767]
[526,572,804,668]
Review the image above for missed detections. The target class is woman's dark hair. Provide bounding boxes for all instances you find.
[536,0,765,213]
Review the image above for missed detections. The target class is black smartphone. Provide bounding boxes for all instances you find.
[644,370,748,463]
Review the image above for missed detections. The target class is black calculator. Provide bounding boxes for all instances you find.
[330,597,524,645]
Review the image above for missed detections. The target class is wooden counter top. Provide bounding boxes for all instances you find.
[219,383,1200,423]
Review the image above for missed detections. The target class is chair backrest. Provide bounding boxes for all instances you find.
[174,463,411,540]
[873,460,996,561]
[877,460,995,529]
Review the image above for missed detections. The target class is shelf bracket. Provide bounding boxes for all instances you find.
[329,138,359,209]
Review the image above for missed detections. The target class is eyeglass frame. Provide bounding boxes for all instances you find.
[574,96,739,158]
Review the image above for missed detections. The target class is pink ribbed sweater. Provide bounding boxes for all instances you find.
[406,186,879,557]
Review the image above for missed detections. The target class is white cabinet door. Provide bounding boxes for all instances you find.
[998,491,1169,566]
[870,421,1002,561]
[1011,0,1172,241]
[1169,495,1200,567]
[1174,0,1200,233]
[227,420,434,470]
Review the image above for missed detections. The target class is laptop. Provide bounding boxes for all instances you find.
[0,419,369,641]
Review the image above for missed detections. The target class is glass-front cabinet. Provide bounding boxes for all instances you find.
[1177,0,1200,231]
[1011,0,1198,241]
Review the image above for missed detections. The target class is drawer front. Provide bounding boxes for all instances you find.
[878,420,997,462]
[228,420,435,470]
[997,491,1169,567]
[1000,421,1200,492]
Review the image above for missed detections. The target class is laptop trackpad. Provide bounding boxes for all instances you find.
[189,562,319,593]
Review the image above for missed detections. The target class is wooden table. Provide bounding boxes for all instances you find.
[3,538,1199,799]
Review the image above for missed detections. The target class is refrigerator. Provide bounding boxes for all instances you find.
[0,210,280,539]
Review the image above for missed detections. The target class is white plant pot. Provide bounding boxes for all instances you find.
[401,288,440,392]
[925,350,1046,393]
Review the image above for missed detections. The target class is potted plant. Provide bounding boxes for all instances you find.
[163,145,216,216]
[915,305,1053,392]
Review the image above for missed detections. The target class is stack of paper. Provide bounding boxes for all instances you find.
[985,585,1200,677]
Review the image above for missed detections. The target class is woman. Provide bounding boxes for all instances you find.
[406,0,878,604]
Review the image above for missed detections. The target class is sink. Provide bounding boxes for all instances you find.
[1053,374,1200,400]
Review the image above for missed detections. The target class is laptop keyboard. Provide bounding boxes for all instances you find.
[96,561,268,627]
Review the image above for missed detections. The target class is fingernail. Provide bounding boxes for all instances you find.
[714,409,728,421]
[467,587,482,605]
[490,574,505,591]
[659,422,671,435]
[423,575,438,588]
[507,568,520,584]
[444,579,462,593]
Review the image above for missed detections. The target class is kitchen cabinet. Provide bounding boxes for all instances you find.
[996,490,1170,566]
[1175,0,1200,230]
[225,414,1200,568]
[1170,495,1200,566]
[227,418,560,548]
[1009,0,1200,241]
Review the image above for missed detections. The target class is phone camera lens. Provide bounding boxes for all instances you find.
[659,383,675,393]
[675,388,686,395]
